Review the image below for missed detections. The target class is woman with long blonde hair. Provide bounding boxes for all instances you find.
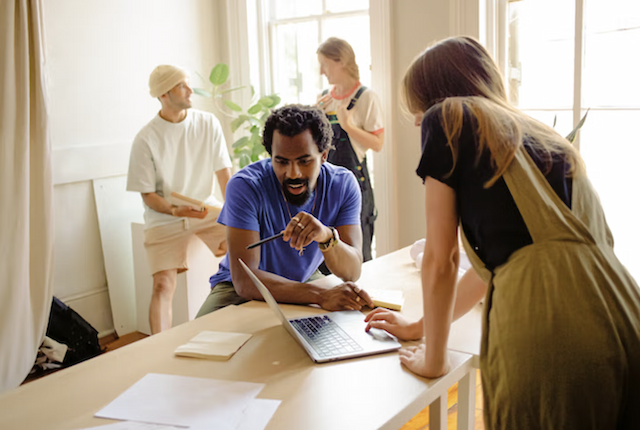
[365,36,640,428]
[316,37,384,262]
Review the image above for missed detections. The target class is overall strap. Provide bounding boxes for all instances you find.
[502,146,597,245]
[347,86,367,110]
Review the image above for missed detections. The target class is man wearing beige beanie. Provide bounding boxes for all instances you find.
[127,65,232,334]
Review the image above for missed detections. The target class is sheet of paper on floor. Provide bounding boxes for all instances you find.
[95,373,265,429]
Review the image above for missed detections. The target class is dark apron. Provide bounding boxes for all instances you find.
[324,87,376,262]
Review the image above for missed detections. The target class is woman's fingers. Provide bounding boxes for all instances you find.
[364,307,387,321]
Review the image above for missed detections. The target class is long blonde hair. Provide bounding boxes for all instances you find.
[317,37,360,81]
[402,36,584,187]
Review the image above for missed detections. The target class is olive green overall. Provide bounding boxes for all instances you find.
[461,147,640,429]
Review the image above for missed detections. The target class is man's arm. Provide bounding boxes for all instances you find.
[141,192,208,219]
[228,225,371,311]
[315,224,362,281]
[215,168,231,199]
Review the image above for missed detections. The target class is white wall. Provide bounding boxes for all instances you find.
[389,1,452,249]
[44,0,224,336]
[389,0,480,250]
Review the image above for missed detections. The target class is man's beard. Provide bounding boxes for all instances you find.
[282,178,311,207]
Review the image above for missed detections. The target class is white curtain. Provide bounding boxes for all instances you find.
[0,0,54,393]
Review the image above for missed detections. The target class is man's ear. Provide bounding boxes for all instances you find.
[321,149,329,163]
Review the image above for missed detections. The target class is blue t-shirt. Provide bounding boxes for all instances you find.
[209,159,361,287]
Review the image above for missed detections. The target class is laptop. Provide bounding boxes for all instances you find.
[239,259,402,363]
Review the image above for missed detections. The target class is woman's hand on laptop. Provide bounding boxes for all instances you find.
[319,282,373,311]
[364,308,423,341]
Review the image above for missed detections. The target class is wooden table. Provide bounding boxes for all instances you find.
[0,247,482,430]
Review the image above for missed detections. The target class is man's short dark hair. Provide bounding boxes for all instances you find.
[262,104,333,155]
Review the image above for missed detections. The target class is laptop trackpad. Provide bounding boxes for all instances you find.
[329,311,399,344]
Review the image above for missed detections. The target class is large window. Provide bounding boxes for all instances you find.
[260,0,370,104]
[505,0,640,278]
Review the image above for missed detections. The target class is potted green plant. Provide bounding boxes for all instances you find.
[193,63,281,168]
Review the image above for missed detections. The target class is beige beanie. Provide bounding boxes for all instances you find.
[148,65,190,98]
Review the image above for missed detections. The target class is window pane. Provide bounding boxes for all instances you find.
[272,0,322,20]
[322,15,371,87]
[579,109,640,279]
[583,0,640,107]
[508,0,575,109]
[325,0,369,14]
[522,109,574,139]
[272,21,320,105]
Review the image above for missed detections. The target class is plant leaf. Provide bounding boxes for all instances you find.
[192,88,212,97]
[248,116,263,126]
[251,85,255,98]
[247,103,262,115]
[268,94,281,106]
[240,154,252,168]
[258,96,275,108]
[565,109,590,143]
[232,136,249,148]
[231,116,248,133]
[210,63,229,86]
[220,86,246,95]
[252,140,265,156]
[552,115,557,128]
[223,99,243,112]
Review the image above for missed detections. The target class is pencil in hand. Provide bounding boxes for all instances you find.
[246,232,285,249]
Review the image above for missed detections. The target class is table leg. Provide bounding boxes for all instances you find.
[429,394,447,429]
[457,369,477,430]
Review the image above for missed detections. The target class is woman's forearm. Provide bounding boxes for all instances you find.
[421,252,458,373]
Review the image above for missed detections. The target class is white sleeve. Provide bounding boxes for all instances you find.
[126,136,156,193]
[361,90,384,134]
[210,115,232,172]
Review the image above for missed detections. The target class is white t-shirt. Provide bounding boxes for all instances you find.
[127,109,232,229]
[322,84,384,162]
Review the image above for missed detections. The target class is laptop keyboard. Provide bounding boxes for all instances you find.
[290,315,363,358]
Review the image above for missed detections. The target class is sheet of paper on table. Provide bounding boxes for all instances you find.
[82,398,280,430]
[95,373,270,430]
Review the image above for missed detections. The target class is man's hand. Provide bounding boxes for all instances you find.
[282,211,332,253]
[364,308,423,340]
[172,205,209,219]
[318,282,373,311]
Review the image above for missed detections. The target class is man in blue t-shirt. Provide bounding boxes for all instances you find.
[196,105,373,317]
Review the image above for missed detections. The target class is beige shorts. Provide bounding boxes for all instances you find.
[143,214,226,275]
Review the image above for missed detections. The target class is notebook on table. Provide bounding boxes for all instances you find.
[238,259,401,363]
[174,331,252,361]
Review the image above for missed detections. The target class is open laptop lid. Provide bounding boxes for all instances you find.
[238,259,317,356]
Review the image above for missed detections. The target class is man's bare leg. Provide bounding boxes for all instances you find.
[149,269,178,334]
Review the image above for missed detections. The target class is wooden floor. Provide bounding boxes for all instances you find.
[31,332,486,429]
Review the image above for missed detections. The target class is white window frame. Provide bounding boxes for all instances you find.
[489,0,589,148]
[227,0,397,255]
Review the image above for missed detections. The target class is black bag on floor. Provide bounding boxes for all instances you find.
[47,296,103,366]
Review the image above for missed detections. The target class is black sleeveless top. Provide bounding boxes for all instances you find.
[415,105,573,270]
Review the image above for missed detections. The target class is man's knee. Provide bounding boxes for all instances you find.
[196,282,247,318]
